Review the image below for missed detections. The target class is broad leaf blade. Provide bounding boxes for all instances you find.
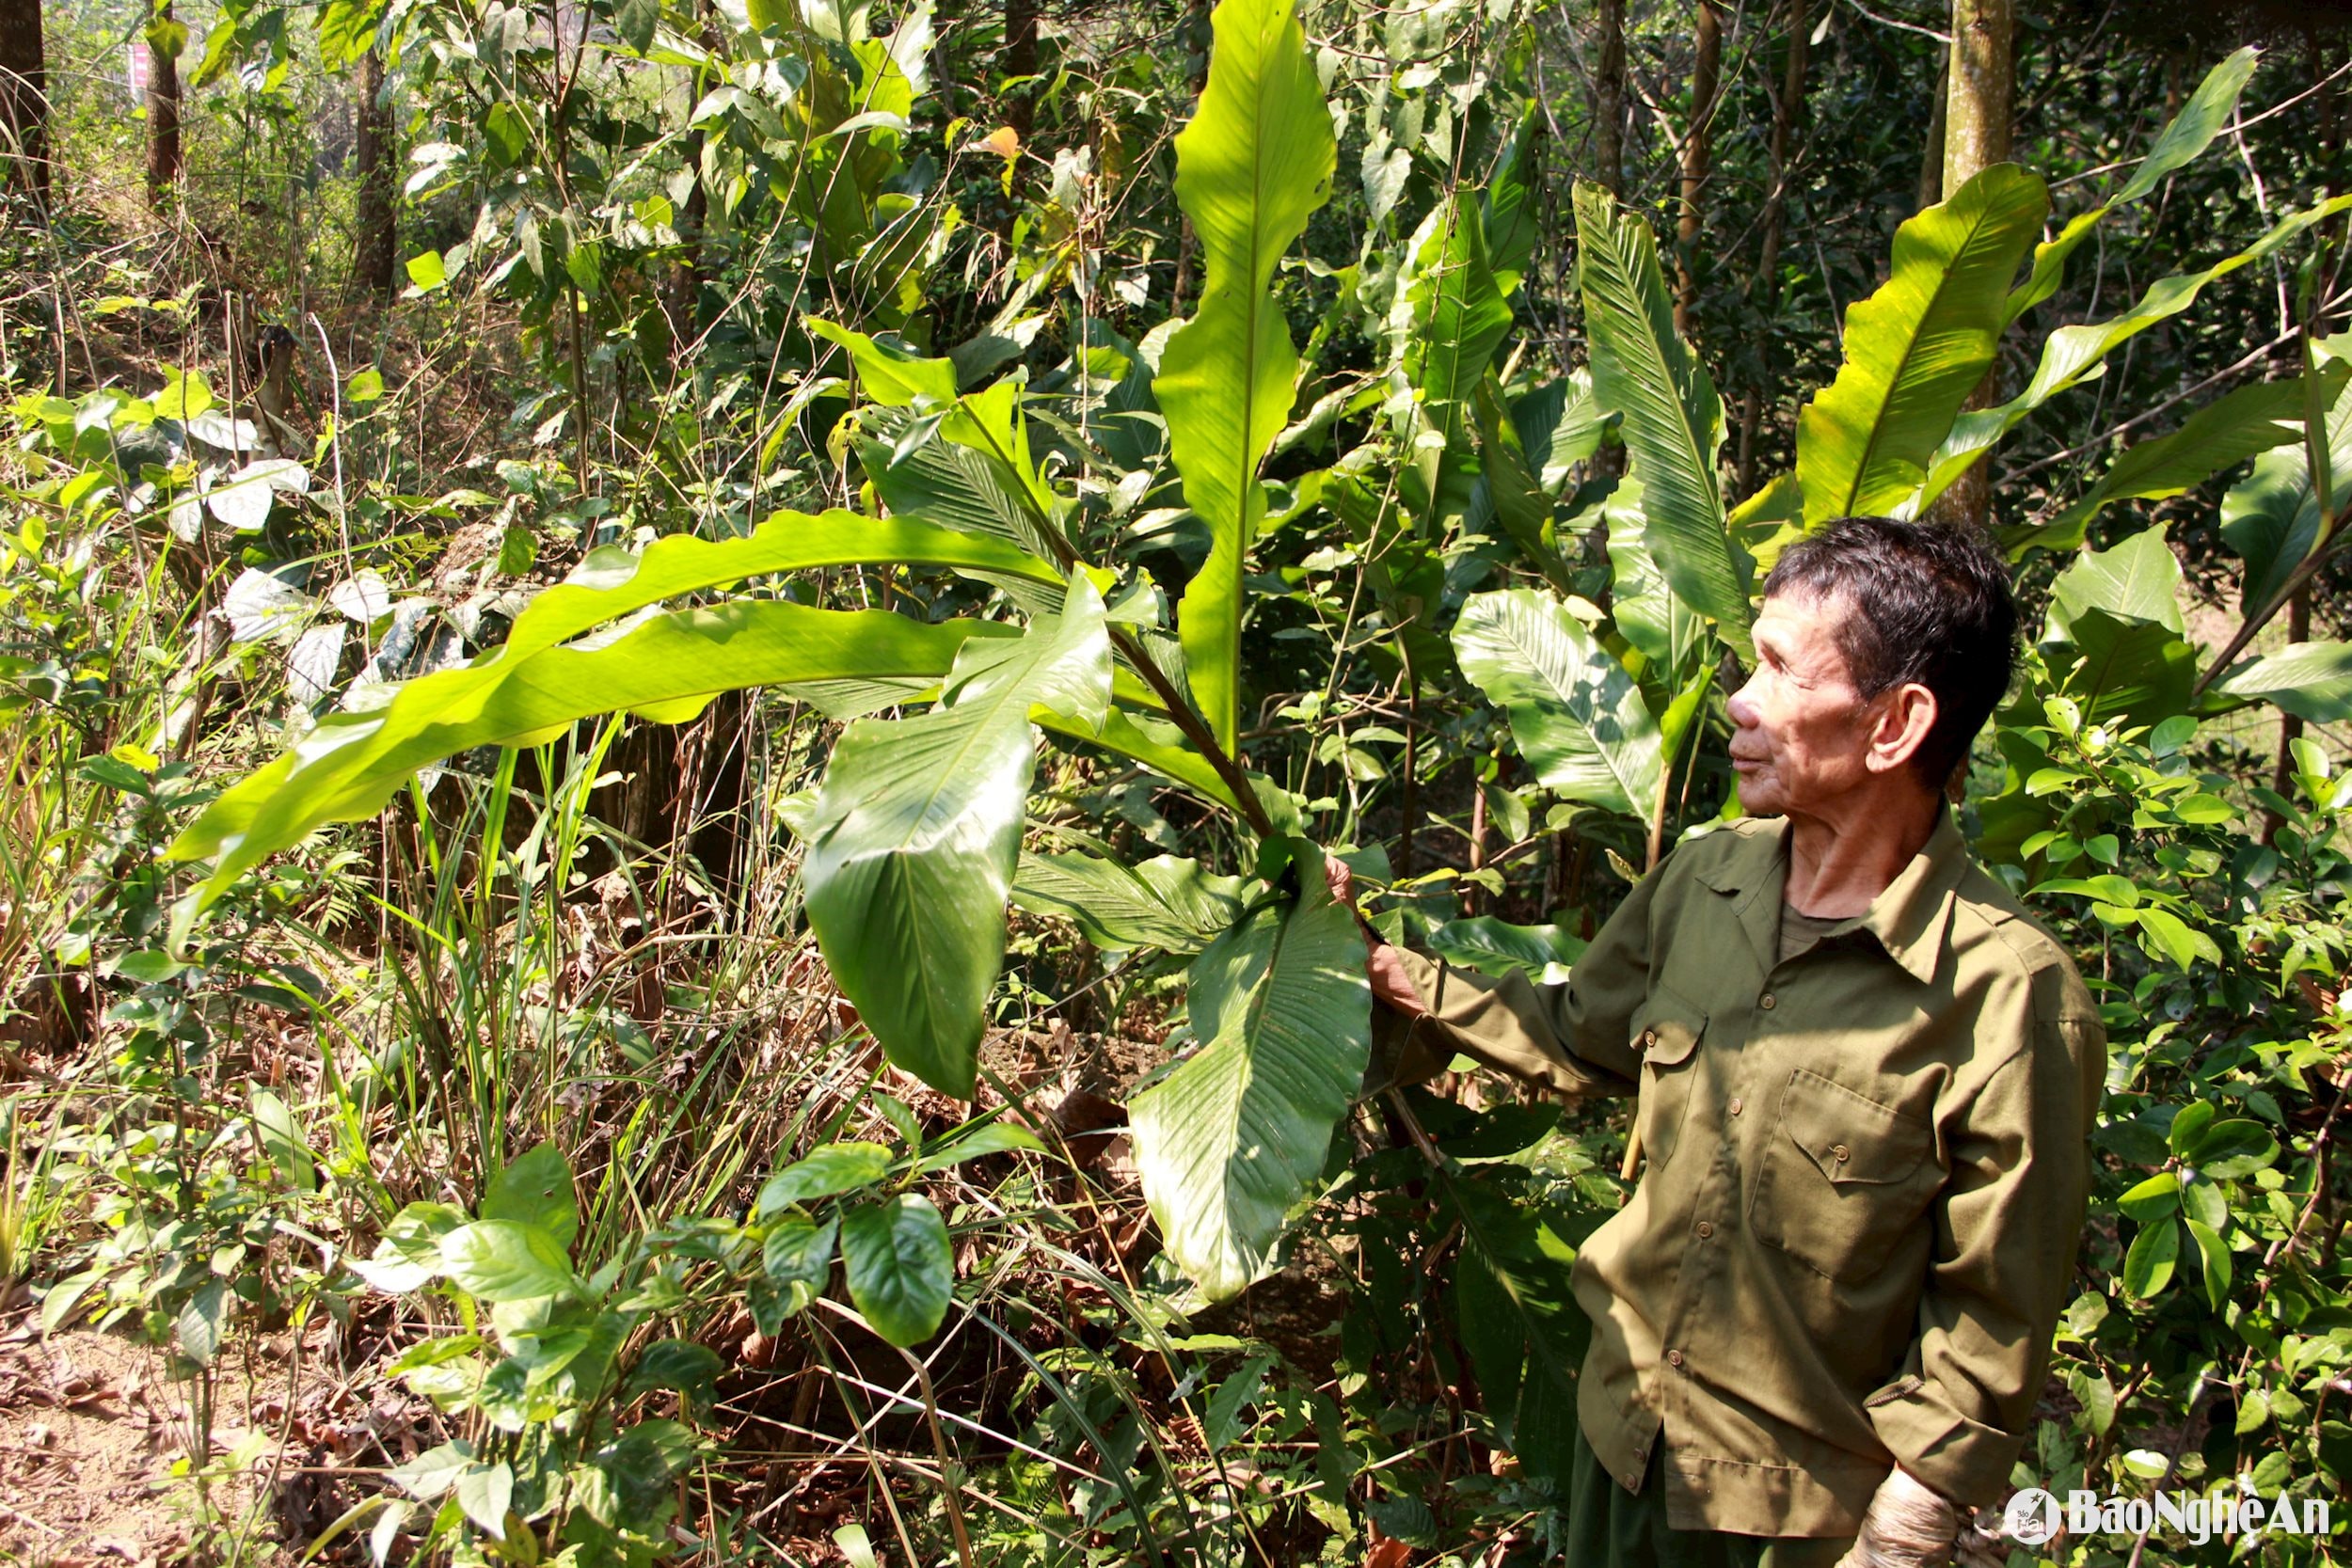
[2211,641,2352,722]
[2029,363,2348,553]
[1453,589,1662,831]
[484,1144,578,1247]
[1012,850,1247,954]
[1600,477,1704,674]
[1473,380,1576,596]
[1131,860,1370,1300]
[1399,196,1516,471]
[1448,1178,1588,1483]
[2006,48,2259,324]
[1925,195,2352,512]
[2047,527,2185,637]
[1794,164,2047,525]
[2222,335,2352,617]
[803,576,1111,1095]
[841,1195,953,1345]
[1155,0,1336,752]
[1572,182,1750,656]
[169,510,1057,918]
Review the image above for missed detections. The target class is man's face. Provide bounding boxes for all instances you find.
[1725,591,1882,817]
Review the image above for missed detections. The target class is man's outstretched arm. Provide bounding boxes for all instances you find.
[1327,855,1651,1098]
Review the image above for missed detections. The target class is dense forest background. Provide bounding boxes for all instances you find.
[4,0,2352,1563]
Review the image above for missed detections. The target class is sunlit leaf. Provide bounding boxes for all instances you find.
[1155,0,1336,752]
[1795,164,2046,525]
[803,576,1110,1094]
[1131,854,1369,1300]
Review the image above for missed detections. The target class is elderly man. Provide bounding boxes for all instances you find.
[1357,518,2106,1567]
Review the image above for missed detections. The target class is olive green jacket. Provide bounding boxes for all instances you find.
[1379,810,2106,1538]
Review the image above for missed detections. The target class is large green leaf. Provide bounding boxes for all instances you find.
[1483,107,1541,285]
[808,317,958,406]
[2005,48,2259,324]
[1011,850,1248,955]
[438,1221,580,1303]
[2046,527,2185,638]
[1422,916,1586,985]
[1571,182,1750,656]
[1038,705,1244,813]
[1921,196,2352,512]
[2210,641,2352,722]
[2030,364,2349,553]
[2048,610,2196,727]
[2221,336,2352,618]
[2040,531,2196,726]
[1130,854,1370,1300]
[804,575,1111,1095]
[1472,380,1576,595]
[484,1144,578,1247]
[1452,589,1662,831]
[858,410,1062,566]
[1398,195,1515,474]
[1793,164,2047,525]
[1154,0,1336,752]
[841,1195,954,1345]
[1600,476,1704,675]
[167,510,1057,924]
[1449,1178,1588,1484]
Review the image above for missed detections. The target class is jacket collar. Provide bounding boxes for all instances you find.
[1694,806,1965,984]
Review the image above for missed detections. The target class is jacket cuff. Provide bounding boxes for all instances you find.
[1362,949,1458,1093]
[1863,1374,2025,1508]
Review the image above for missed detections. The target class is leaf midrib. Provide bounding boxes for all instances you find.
[1835,185,2017,518]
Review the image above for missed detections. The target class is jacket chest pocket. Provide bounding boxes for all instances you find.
[1750,1069,1941,1284]
[1632,988,1707,1178]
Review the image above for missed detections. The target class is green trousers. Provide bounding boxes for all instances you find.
[1562,1422,1857,1568]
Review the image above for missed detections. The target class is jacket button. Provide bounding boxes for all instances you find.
[1833,1143,1851,1163]
[1758,992,1776,1010]
[1666,1349,1684,1369]
[1696,1221,1713,1239]
[1641,1029,1658,1049]
[1727,1096,1743,1116]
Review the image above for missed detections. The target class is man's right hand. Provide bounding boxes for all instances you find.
[1324,854,1428,1020]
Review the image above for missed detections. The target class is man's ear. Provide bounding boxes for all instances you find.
[1866,682,1939,774]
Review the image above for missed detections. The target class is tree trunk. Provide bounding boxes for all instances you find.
[1736,0,1812,498]
[1940,0,2013,198]
[146,3,183,210]
[1594,0,1627,197]
[353,49,397,298]
[1925,0,2012,530]
[1004,0,1038,139]
[0,0,45,207]
[1916,61,1947,213]
[1674,0,1725,340]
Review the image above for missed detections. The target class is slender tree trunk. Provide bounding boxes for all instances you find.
[1591,0,1629,483]
[1674,1,1725,340]
[353,50,397,298]
[1940,0,2013,197]
[1594,0,1627,197]
[146,3,183,210]
[1925,0,2013,529]
[1004,0,1038,139]
[1916,61,1947,213]
[1736,0,1811,498]
[0,0,45,207]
